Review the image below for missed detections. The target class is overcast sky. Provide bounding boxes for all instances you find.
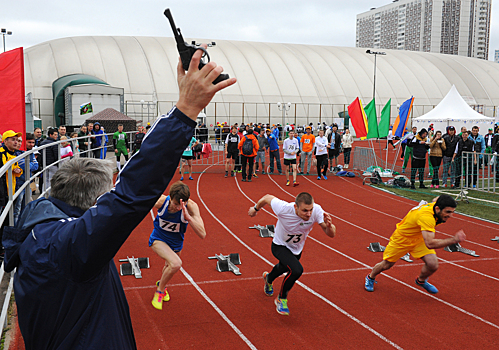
[2,0,498,60]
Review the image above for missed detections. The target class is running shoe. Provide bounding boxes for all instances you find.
[248,178,252,182]
[262,171,266,175]
[293,181,299,187]
[231,171,235,177]
[286,180,290,186]
[262,272,273,296]
[317,176,321,180]
[180,177,184,181]
[275,297,289,315]
[242,179,247,182]
[415,278,438,294]
[473,185,476,188]
[189,176,193,180]
[253,173,258,178]
[224,173,228,178]
[306,172,310,175]
[365,274,377,292]
[151,290,166,310]
[430,184,434,188]
[322,175,327,180]
[435,185,439,189]
[156,281,170,302]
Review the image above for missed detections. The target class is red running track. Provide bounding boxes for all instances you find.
[9,158,499,350]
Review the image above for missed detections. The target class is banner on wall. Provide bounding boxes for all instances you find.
[0,48,25,142]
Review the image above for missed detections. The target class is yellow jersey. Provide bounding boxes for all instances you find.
[392,201,438,240]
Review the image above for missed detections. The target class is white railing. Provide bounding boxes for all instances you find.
[0,130,139,339]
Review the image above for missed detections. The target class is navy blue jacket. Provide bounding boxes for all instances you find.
[3,107,196,349]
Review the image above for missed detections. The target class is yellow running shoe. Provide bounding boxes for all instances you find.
[151,290,165,310]
[156,280,170,302]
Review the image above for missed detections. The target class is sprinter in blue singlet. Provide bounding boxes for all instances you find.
[149,182,206,310]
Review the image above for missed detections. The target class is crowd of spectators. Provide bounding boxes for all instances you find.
[399,124,499,189]
[211,121,353,182]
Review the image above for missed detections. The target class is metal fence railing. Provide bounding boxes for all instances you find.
[460,151,498,194]
[0,130,140,339]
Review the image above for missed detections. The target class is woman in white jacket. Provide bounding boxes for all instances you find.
[342,129,354,169]
[315,129,329,180]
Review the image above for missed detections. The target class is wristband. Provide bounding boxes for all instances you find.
[253,206,259,212]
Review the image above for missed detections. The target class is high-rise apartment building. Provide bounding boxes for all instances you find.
[495,50,499,63]
[356,0,491,60]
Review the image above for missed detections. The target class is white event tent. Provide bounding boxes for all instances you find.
[413,85,495,134]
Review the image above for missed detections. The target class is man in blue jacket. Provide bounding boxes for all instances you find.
[92,122,108,159]
[2,46,236,350]
[267,129,283,175]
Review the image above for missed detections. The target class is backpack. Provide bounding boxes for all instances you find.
[242,137,254,156]
[393,175,411,188]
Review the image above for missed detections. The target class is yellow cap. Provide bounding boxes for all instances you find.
[2,130,22,140]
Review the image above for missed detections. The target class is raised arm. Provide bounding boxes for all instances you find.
[319,212,336,238]
[248,194,276,217]
[63,46,236,281]
[184,200,206,239]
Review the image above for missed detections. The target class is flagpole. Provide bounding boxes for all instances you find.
[366,50,386,171]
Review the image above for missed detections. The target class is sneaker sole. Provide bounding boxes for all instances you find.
[151,300,163,310]
[274,298,289,315]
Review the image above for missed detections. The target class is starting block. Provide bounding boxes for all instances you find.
[119,256,150,279]
[208,253,242,275]
[367,242,413,263]
[249,225,275,238]
[491,237,499,242]
[444,243,479,257]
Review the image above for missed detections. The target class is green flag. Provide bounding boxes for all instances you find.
[365,99,378,139]
[80,102,93,115]
[378,99,391,138]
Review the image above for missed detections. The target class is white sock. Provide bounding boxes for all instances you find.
[117,161,121,171]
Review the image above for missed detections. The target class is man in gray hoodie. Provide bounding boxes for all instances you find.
[255,129,269,175]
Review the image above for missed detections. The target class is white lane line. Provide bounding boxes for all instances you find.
[180,267,257,350]
[337,175,499,231]
[123,257,499,291]
[299,175,499,281]
[265,172,499,331]
[197,175,403,349]
[303,174,499,252]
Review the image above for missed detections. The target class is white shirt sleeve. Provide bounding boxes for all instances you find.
[270,198,287,216]
[314,204,325,225]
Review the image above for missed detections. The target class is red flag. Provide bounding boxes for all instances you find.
[0,48,25,146]
[348,97,368,139]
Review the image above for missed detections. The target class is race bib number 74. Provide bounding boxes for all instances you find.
[159,218,180,232]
